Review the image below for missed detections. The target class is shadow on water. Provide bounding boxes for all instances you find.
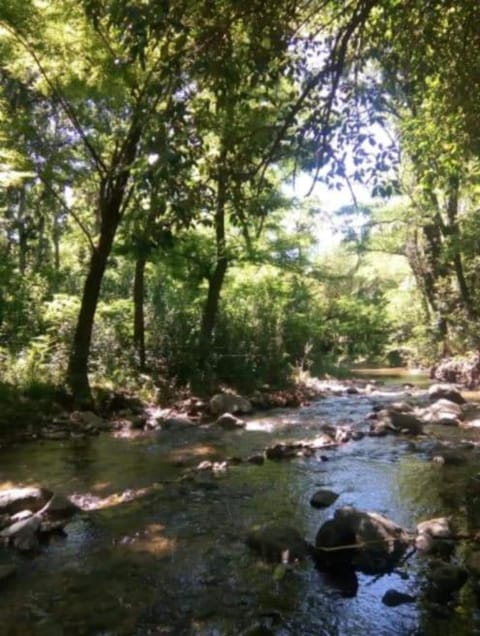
[0,373,479,634]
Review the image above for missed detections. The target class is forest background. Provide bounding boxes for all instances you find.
[1,0,479,407]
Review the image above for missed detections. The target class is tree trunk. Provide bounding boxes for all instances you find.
[67,124,140,407]
[67,203,119,408]
[198,256,228,366]
[198,154,228,369]
[133,254,147,370]
[17,188,27,275]
[445,176,476,321]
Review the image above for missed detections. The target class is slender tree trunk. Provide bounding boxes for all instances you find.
[133,254,147,370]
[53,211,61,277]
[198,155,228,368]
[17,188,27,275]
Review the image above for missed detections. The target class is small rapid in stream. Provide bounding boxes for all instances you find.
[0,372,479,635]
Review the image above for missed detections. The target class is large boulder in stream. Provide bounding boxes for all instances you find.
[314,507,410,574]
[420,399,464,426]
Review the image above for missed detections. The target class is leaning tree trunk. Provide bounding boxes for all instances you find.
[67,127,140,407]
[67,197,121,408]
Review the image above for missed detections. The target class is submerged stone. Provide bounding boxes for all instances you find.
[246,523,308,563]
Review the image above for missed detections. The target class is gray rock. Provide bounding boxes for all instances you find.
[246,523,308,563]
[389,401,414,413]
[415,517,454,555]
[215,412,246,430]
[10,510,33,522]
[382,589,416,606]
[315,507,410,574]
[416,517,452,539]
[428,383,465,405]
[310,489,339,509]
[420,399,464,426]
[0,487,53,515]
[210,393,252,416]
[0,516,41,552]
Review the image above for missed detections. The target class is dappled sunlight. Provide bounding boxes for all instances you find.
[71,484,162,511]
[118,522,177,557]
[166,443,222,465]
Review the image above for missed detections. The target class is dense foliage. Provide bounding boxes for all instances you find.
[0,0,478,403]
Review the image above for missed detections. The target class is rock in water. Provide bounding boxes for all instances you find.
[0,516,41,552]
[420,399,464,426]
[382,589,416,607]
[428,383,465,405]
[415,517,452,554]
[315,507,410,574]
[246,523,309,563]
[0,487,53,515]
[215,412,246,430]
[310,489,339,509]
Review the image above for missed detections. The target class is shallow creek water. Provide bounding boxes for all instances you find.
[0,374,480,635]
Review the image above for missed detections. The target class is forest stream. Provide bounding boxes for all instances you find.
[0,371,480,636]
